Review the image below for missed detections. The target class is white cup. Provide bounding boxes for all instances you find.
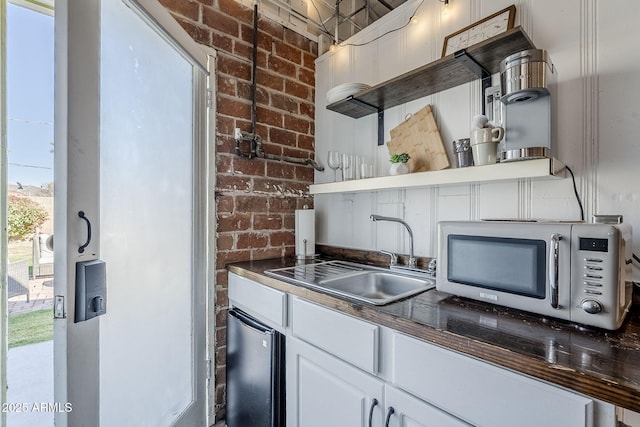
[470,127,504,165]
[471,142,499,165]
[470,127,504,145]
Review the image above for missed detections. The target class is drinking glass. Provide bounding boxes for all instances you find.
[341,153,354,180]
[327,151,341,181]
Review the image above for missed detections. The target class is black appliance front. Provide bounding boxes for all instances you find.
[226,307,285,427]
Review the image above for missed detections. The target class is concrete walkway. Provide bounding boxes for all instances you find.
[6,340,54,427]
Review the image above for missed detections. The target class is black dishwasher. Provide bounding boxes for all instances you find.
[226,307,285,427]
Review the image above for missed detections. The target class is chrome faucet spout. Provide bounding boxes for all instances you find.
[370,215,416,268]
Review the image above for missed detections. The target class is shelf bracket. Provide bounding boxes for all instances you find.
[347,96,385,146]
[454,49,492,115]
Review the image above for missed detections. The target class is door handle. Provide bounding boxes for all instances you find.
[368,398,378,427]
[549,233,561,309]
[78,211,92,253]
[384,406,395,427]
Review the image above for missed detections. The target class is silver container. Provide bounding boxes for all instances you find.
[500,49,555,104]
[452,139,473,168]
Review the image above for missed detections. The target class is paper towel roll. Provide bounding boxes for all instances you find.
[295,208,315,259]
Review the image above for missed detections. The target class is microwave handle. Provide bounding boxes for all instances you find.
[549,234,562,309]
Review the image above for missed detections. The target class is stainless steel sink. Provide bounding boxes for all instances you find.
[265,261,435,305]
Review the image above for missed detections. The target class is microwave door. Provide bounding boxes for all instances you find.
[437,221,572,320]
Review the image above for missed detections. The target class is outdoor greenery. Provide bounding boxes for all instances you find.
[7,195,48,241]
[9,309,53,348]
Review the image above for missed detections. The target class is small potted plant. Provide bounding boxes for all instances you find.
[389,152,410,175]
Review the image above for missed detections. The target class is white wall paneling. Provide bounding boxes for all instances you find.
[314,0,640,271]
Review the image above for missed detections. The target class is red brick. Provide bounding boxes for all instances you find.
[203,7,239,37]
[270,230,295,247]
[212,32,234,54]
[269,197,297,212]
[258,17,283,40]
[217,55,251,81]
[216,175,252,192]
[236,195,268,212]
[217,0,253,23]
[283,212,295,229]
[270,93,298,114]
[237,81,269,105]
[217,96,251,120]
[240,24,273,52]
[296,165,314,182]
[284,28,312,51]
[161,0,200,21]
[257,106,283,127]
[257,70,284,92]
[217,212,251,232]
[216,155,233,174]
[216,249,251,267]
[251,247,284,260]
[269,127,297,146]
[285,79,310,100]
[216,115,236,136]
[274,40,301,65]
[216,233,234,250]
[266,161,296,180]
[253,177,281,194]
[284,115,310,134]
[298,67,314,86]
[216,134,237,154]
[299,101,314,119]
[298,134,314,151]
[176,19,211,46]
[253,214,282,230]
[303,51,316,71]
[215,286,229,308]
[268,56,296,78]
[236,232,269,249]
[233,156,266,176]
[215,269,229,287]
[217,75,236,97]
[234,42,267,68]
[215,194,234,214]
[260,142,283,156]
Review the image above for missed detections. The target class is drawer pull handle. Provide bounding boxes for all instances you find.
[384,406,395,427]
[368,398,378,427]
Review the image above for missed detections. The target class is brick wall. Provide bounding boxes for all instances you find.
[160,0,317,421]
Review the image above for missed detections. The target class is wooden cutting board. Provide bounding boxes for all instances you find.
[387,104,450,172]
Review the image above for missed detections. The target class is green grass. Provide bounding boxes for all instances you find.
[8,309,53,348]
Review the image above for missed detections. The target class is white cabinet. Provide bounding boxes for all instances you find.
[229,275,618,427]
[286,336,467,427]
[286,336,384,427]
[384,385,471,427]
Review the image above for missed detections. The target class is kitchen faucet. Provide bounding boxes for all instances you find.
[370,214,416,269]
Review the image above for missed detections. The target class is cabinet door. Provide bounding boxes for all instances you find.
[287,336,384,427]
[384,385,471,427]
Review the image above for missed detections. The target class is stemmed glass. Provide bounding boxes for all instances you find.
[327,151,341,181]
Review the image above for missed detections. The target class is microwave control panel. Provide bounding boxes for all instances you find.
[571,223,631,330]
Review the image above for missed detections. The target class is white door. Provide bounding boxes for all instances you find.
[54,0,209,425]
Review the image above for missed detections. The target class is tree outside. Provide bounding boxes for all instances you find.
[7,194,48,241]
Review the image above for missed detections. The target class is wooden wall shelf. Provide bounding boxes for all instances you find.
[326,27,535,119]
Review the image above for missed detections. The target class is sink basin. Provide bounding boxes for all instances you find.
[318,271,434,305]
[265,260,435,305]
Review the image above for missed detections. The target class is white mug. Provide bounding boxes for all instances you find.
[470,127,504,145]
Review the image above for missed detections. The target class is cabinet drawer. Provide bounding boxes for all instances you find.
[393,333,593,427]
[291,297,378,374]
[228,273,287,329]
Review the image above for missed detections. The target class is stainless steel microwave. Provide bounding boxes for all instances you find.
[436,221,633,330]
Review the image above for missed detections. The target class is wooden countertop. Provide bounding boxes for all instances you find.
[227,257,640,412]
